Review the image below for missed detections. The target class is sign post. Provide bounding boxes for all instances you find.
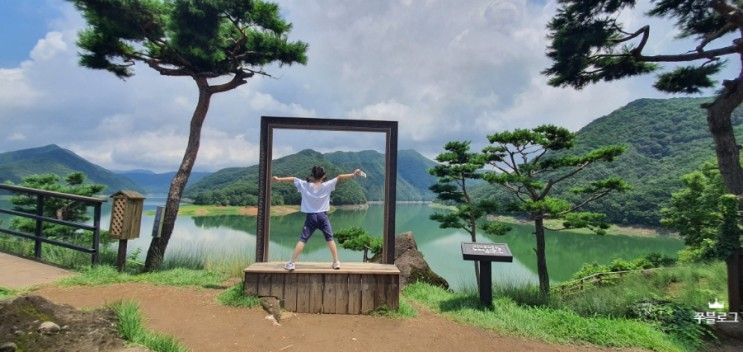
[461,242,513,308]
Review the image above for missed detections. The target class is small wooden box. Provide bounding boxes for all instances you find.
[109,190,145,240]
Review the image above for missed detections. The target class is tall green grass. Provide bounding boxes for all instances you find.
[161,245,251,278]
[59,265,228,288]
[405,282,685,351]
[112,300,189,352]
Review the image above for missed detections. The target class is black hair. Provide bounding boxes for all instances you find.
[309,165,326,182]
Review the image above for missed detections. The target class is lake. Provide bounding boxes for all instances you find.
[0,195,683,290]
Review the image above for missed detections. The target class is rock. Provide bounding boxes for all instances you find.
[38,321,60,334]
[375,232,449,289]
[259,297,282,322]
[0,342,17,352]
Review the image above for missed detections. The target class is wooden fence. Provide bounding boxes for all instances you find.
[0,184,105,265]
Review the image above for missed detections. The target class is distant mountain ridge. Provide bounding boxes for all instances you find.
[185,149,438,205]
[0,144,138,193]
[116,170,211,193]
[474,96,743,226]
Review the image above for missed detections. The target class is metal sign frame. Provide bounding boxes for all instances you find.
[256,116,398,264]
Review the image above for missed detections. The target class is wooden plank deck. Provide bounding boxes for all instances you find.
[244,262,400,314]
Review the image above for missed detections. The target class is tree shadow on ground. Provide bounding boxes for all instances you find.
[437,294,486,312]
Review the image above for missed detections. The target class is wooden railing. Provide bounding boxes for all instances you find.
[0,184,105,265]
[553,268,658,296]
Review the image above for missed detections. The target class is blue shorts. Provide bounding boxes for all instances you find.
[299,212,334,242]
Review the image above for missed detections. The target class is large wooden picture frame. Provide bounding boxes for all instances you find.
[256,116,398,264]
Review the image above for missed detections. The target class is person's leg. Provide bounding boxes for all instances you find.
[290,241,305,262]
[290,214,317,263]
[326,240,339,263]
[319,212,340,265]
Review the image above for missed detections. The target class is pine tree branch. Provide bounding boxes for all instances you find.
[207,70,255,93]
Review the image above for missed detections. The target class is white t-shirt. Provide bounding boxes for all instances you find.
[293,177,338,213]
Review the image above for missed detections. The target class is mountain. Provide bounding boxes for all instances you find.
[185,149,438,205]
[0,144,138,193]
[474,97,743,226]
[116,170,211,193]
[324,149,437,201]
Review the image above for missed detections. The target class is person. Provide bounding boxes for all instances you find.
[272,165,364,271]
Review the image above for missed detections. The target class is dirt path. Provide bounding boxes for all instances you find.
[36,283,635,352]
[0,252,72,289]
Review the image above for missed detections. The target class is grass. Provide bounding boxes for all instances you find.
[217,282,260,308]
[112,300,189,352]
[161,246,252,278]
[0,286,16,300]
[0,233,120,269]
[59,265,228,288]
[370,297,418,318]
[553,262,727,316]
[404,282,686,352]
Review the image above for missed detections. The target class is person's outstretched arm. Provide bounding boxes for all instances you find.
[337,169,363,181]
[272,176,295,183]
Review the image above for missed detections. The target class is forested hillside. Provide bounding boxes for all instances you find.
[474,97,743,226]
[0,144,138,193]
[116,170,211,193]
[185,149,437,205]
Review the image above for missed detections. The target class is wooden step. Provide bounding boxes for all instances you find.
[244,262,400,314]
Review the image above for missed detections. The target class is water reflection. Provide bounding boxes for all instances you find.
[4,195,683,291]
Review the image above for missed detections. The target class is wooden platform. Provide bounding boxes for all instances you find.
[244,262,400,314]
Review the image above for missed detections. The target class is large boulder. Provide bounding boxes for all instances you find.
[378,232,449,289]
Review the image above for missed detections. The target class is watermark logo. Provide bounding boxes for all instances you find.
[695,299,739,325]
[708,299,724,310]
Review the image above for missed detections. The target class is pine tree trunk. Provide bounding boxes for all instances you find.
[534,217,550,296]
[705,77,743,312]
[144,80,212,271]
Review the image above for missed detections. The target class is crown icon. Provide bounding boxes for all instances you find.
[708,299,724,310]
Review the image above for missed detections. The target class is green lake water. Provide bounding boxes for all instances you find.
[0,195,683,290]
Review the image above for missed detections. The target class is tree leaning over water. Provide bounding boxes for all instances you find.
[69,0,307,270]
[482,125,628,296]
[544,0,743,310]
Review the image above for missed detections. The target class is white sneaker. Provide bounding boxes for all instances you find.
[332,261,341,270]
[284,262,295,271]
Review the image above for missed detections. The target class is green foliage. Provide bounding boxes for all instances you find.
[481,124,626,295]
[545,1,733,94]
[556,262,727,316]
[59,265,227,288]
[629,299,711,350]
[113,300,188,352]
[70,0,307,78]
[6,173,109,250]
[335,226,382,262]
[428,141,509,239]
[186,149,438,205]
[654,63,724,94]
[217,282,260,308]
[661,162,742,261]
[0,144,138,192]
[472,97,743,226]
[404,282,683,351]
[571,252,677,280]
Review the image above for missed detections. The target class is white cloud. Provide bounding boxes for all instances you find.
[1,0,738,172]
[30,32,67,61]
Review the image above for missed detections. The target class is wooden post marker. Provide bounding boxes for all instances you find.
[461,242,513,309]
[108,190,145,271]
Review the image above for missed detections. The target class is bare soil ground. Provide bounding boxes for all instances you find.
[0,295,129,352]
[35,283,639,352]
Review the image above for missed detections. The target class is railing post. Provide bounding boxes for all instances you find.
[92,203,101,265]
[34,195,44,259]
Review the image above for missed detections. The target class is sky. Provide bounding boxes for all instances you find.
[0,0,738,172]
